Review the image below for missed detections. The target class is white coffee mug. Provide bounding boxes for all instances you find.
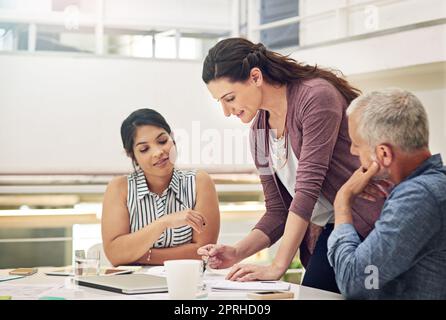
[164,259,201,299]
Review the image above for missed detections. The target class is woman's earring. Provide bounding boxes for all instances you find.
[132,160,140,173]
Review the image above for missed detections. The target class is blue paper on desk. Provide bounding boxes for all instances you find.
[211,280,290,292]
[0,275,24,282]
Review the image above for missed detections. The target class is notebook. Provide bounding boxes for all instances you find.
[45,266,140,277]
[76,274,168,294]
[210,280,291,292]
[0,275,24,282]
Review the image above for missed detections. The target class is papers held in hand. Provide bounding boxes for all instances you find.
[210,280,291,292]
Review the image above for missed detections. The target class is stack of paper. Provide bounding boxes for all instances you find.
[211,280,290,292]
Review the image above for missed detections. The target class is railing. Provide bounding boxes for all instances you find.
[0,172,262,195]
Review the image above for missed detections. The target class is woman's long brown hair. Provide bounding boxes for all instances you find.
[202,37,360,103]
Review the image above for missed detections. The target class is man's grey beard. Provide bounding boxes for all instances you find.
[370,152,391,180]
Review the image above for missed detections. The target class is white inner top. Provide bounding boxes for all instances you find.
[269,131,334,227]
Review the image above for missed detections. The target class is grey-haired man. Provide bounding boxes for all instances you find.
[327,88,446,299]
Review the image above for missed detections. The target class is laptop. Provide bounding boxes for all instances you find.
[76,274,168,294]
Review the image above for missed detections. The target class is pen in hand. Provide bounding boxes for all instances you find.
[176,197,206,226]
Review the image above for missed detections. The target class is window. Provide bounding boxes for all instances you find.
[260,0,299,49]
[0,26,15,51]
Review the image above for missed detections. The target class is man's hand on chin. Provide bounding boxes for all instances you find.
[334,162,380,226]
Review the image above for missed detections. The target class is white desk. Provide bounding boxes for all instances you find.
[0,267,344,300]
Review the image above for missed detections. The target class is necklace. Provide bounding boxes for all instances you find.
[266,107,289,169]
[270,131,288,167]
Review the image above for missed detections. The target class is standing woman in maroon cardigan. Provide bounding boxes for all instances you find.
[197,38,388,293]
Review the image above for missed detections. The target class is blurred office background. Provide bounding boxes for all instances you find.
[0,0,445,275]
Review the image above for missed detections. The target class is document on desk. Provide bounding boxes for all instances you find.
[0,284,62,299]
[143,266,166,277]
[211,280,290,292]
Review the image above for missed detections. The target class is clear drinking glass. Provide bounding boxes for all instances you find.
[197,259,208,299]
[74,249,100,277]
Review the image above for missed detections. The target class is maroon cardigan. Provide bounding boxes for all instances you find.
[249,78,384,267]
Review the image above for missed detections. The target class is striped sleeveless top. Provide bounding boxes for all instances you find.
[127,168,197,248]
